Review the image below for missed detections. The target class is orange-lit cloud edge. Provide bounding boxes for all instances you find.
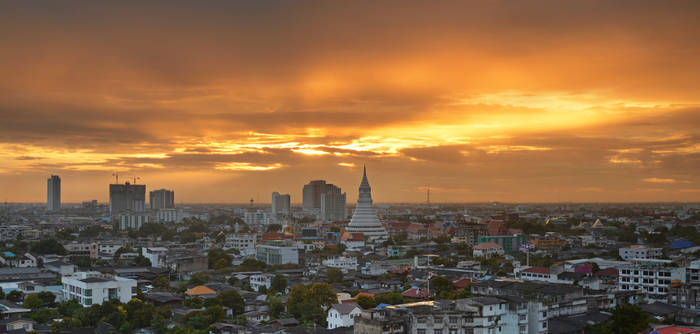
[0,1,699,203]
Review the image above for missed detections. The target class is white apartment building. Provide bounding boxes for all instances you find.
[156,208,178,223]
[244,210,271,228]
[141,247,168,268]
[249,273,273,292]
[62,271,137,306]
[322,256,358,272]
[618,263,685,302]
[256,244,299,265]
[98,242,123,257]
[119,213,150,231]
[619,245,663,261]
[455,297,509,334]
[224,233,258,256]
[327,302,362,329]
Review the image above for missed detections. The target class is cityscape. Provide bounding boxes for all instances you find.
[1,1,700,334]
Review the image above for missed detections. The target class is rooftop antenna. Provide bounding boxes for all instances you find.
[112,173,119,184]
[132,176,140,184]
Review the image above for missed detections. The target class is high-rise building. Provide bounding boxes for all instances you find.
[271,192,291,218]
[150,189,174,210]
[47,175,61,211]
[109,182,146,215]
[346,166,388,239]
[302,180,346,221]
[321,187,346,221]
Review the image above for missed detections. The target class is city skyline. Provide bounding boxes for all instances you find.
[2,1,700,203]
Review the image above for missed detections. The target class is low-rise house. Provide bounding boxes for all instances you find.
[0,300,30,319]
[327,302,362,329]
[401,287,432,300]
[472,242,504,258]
[185,285,217,299]
[250,274,273,292]
[323,257,358,272]
[0,318,36,332]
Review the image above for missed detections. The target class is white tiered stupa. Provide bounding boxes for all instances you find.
[345,166,388,240]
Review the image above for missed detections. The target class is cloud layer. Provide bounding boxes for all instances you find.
[1,1,699,202]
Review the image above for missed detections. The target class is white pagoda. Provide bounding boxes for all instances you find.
[345,166,388,240]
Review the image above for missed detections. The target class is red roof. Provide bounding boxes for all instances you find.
[453,278,475,289]
[473,242,503,250]
[594,268,619,278]
[401,287,432,299]
[522,267,551,274]
[262,233,288,240]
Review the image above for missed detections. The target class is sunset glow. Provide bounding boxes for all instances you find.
[1,1,698,203]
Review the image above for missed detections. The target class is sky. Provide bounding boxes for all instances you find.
[1,1,699,203]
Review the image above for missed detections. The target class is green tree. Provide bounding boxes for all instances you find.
[267,295,285,318]
[37,291,56,307]
[356,295,377,309]
[180,232,197,243]
[204,305,225,323]
[189,273,210,285]
[151,314,167,334]
[125,299,154,328]
[30,239,67,255]
[7,290,22,303]
[287,283,336,326]
[213,258,230,270]
[184,297,204,309]
[327,268,343,284]
[233,314,248,325]
[270,274,288,293]
[375,292,404,305]
[113,246,133,261]
[152,275,170,291]
[217,290,244,315]
[602,304,649,334]
[237,258,266,271]
[208,248,232,269]
[429,276,454,296]
[24,294,43,309]
[133,255,152,267]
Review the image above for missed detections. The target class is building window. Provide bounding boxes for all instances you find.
[418,330,426,334]
[434,330,442,334]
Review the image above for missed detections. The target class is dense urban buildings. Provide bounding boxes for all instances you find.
[46,175,61,211]
[149,189,174,210]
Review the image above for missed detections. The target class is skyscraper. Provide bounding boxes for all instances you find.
[302,180,346,221]
[47,175,61,211]
[109,182,146,215]
[150,189,174,210]
[346,166,388,239]
[271,192,291,218]
[321,187,346,221]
